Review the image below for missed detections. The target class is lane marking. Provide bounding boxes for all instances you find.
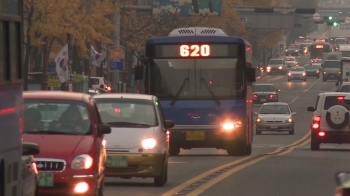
[288,96,298,104]
[162,130,311,196]
[303,78,320,92]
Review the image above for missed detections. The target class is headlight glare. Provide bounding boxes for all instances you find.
[71,154,93,169]
[222,121,242,131]
[141,138,156,149]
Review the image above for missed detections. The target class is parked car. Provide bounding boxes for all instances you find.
[94,93,174,187]
[22,91,111,196]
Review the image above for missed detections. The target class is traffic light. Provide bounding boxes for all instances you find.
[333,22,338,26]
[329,16,333,20]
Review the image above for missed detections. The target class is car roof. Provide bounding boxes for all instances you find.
[253,83,274,86]
[93,93,156,101]
[261,102,289,106]
[319,92,350,96]
[23,91,90,102]
[270,58,283,60]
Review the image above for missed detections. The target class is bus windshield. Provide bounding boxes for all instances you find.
[324,61,341,68]
[150,58,244,99]
[310,44,330,58]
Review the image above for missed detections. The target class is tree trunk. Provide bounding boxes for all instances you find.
[41,37,49,90]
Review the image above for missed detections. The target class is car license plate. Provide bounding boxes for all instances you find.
[186,131,205,141]
[260,99,266,102]
[270,125,278,129]
[106,156,128,167]
[38,172,54,187]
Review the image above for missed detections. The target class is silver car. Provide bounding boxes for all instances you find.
[288,66,307,81]
[254,102,297,135]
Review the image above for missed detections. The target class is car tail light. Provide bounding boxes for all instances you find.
[338,96,345,101]
[269,94,277,98]
[253,94,257,99]
[256,118,261,123]
[318,131,326,137]
[279,66,282,69]
[312,116,321,130]
[303,72,306,76]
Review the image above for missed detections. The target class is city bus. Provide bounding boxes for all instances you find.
[0,0,39,195]
[135,27,256,156]
[310,42,332,61]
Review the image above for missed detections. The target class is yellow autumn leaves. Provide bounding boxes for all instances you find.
[23,0,284,58]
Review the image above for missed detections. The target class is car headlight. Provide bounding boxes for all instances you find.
[71,154,93,169]
[222,121,242,131]
[302,72,306,76]
[295,50,298,52]
[279,66,282,69]
[285,118,293,123]
[141,138,156,149]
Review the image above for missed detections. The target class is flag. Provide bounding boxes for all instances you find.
[91,45,107,67]
[55,44,69,83]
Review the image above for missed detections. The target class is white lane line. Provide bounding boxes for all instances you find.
[303,78,320,92]
[288,96,298,104]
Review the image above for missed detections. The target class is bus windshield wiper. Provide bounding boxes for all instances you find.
[170,78,189,105]
[200,78,221,105]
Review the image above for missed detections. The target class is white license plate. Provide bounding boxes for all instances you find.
[260,99,266,102]
[270,125,278,129]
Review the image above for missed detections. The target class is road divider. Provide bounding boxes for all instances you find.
[162,130,311,196]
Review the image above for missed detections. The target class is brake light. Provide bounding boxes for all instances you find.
[256,118,261,123]
[253,94,257,99]
[338,96,345,101]
[269,94,276,98]
[318,131,325,137]
[114,108,121,113]
[105,86,111,91]
[312,116,321,130]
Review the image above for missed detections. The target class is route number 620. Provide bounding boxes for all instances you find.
[180,44,210,57]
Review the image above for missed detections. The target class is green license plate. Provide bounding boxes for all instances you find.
[38,172,54,187]
[106,156,128,167]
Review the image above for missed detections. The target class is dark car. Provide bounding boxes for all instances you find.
[266,58,287,75]
[285,44,301,56]
[304,64,320,78]
[253,84,280,104]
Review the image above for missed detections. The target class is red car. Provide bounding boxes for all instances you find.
[22,91,111,196]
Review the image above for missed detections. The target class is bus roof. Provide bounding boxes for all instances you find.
[146,27,249,45]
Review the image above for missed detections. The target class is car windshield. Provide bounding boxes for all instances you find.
[269,60,283,64]
[340,51,350,58]
[253,85,275,92]
[95,98,158,127]
[324,96,350,110]
[292,67,305,71]
[150,58,245,100]
[23,100,91,135]
[336,39,346,45]
[324,61,340,68]
[304,65,316,69]
[340,85,350,92]
[259,105,290,114]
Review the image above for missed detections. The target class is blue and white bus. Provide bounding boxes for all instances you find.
[135,27,256,156]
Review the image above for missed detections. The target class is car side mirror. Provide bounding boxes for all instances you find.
[292,112,297,116]
[164,120,174,129]
[98,124,111,135]
[336,172,350,188]
[22,142,40,156]
[336,81,339,86]
[247,67,256,82]
[307,106,315,112]
[253,112,258,115]
[134,65,144,80]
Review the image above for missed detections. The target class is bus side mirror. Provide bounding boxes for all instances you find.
[135,65,144,80]
[247,67,256,82]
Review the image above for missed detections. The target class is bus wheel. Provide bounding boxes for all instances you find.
[169,144,180,156]
[227,140,246,156]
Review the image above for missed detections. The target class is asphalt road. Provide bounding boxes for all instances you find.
[104,54,348,196]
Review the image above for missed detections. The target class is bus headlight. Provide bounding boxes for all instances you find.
[222,121,242,131]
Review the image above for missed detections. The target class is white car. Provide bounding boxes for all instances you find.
[283,56,298,68]
[307,92,350,150]
[288,67,307,81]
[254,102,296,135]
[94,93,174,187]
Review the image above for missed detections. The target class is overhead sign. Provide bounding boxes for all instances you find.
[152,0,222,16]
[48,77,61,87]
[237,14,295,29]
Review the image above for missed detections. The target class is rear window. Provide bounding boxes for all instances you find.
[253,85,275,92]
[284,57,295,61]
[324,96,350,110]
[291,67,305,71]
[324,61,340,68]
[340,85,350,92]
[269,60,283,64]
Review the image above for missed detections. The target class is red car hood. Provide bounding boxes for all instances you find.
[23,134,94,162]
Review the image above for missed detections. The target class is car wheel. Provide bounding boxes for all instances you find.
[169,144,180,156]
[97,177,104,196]
[227,139,247,156]
[154,158,167,187]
